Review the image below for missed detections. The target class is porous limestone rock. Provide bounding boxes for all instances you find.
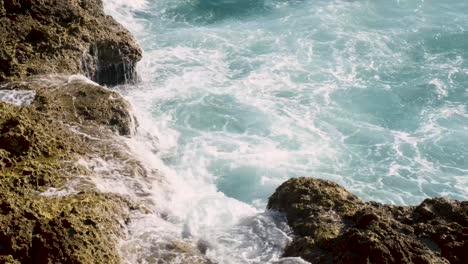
[268,177,467,264]
[0,0,142,86]
[0,76,139,263]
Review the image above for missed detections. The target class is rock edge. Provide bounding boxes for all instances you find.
[268,177,467,264]
[0,0,142,86]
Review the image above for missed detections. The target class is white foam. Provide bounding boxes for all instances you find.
[273,258,311,264]
[39,187,78,197]
[429,79,448,98]
[101,0,468,262]
[102,0,148,34]
[67,74,100,86]
[104,85,302,263]
[0,90,36,106]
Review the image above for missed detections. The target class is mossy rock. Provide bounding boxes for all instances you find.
[2,76,136,136]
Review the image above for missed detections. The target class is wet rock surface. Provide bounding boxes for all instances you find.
[0,0,212,262]
[0,0,142,86]
[268,177,468,264]
[120,239,214,264]
[3,75,136,136]
[1,76,213,264]
[0,77,140,263]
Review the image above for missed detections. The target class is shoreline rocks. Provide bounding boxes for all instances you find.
[3,0,465,263]
[268,177,467,264]
[0,0,146,262]
[0,76,142,263]
[0,0,142,86]
[1,1,213,263]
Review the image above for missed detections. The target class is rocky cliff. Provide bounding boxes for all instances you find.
[268,177,467,264]
[0,0,142,86]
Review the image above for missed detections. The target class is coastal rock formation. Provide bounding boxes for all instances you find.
[0,0,142,86]
[0,2,144,260]
[0,76,215,263]
[268,177,467,264]
[0,0,214,262]
[2,75,136,136]
[0,77,142,263]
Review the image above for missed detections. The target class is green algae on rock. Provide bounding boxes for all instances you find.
[268,177,468,264]
[0,0,142,86]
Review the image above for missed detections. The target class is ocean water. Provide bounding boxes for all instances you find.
[102,0,468,263]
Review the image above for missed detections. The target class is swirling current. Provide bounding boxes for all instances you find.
[102,0,468,263]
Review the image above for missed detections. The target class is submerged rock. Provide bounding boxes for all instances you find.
[0,0,142,86]
[268,177,467,264]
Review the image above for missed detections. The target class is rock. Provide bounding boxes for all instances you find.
[144,241,214,264]
[0,76,143,263]
[268,177,467,264]
[0,0,142,86]
[0,75,214,264]
[3,76,136,136]
[0,0,161,263]
[0,191,131,263]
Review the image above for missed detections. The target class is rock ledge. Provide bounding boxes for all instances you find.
[0,0,142,86]
[268,177,467,264]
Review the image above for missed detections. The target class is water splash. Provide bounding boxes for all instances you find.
[102,0,468,263]
[0,90,36,106]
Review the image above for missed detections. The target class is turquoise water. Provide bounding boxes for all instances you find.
[104,0,468,262]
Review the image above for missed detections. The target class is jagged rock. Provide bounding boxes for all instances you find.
[0,101,130,263]
[0,0,160,263]
[2,76,136,136]
[0,0,142,86]
[0,76,142,263]
[0,191,131,263]
[268,177,467,264]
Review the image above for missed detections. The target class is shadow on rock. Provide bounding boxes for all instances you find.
[268,177,467,264]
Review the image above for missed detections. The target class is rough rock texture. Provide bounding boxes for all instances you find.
[120,240,214,264]
[268,177,468,264]
[0,76,142,263]
[0,76,215,263]
[0,1,213,263]
[2,75,136,136]
[0,0,142,86]
[0,191,131,263]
